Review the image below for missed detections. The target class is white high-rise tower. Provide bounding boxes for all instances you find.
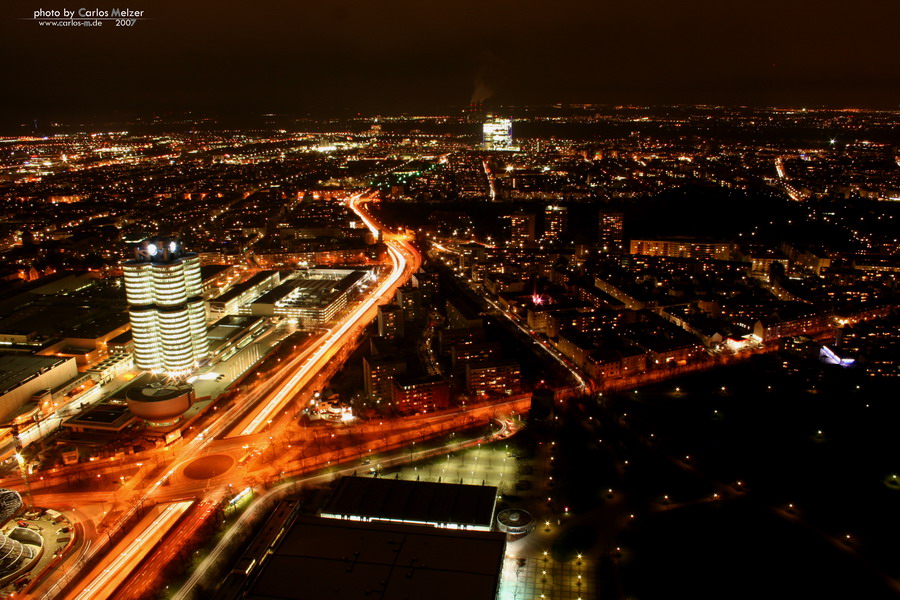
[482,115,515,150]
[123,237,207,377]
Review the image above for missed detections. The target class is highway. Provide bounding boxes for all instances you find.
[64,500,195,600]
[111,500,218,600]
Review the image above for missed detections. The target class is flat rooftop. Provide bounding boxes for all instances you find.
[200,264,232,279]
[0,305,128,341]
[245,516,505,600]
[254,280,301,306]
[256,271,366,309]
[208,315,266,342]
[321,476,498,529]
[63,401,133,429]
[29,272,97,295]
[0,353,71,395]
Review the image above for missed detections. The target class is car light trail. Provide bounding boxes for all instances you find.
[70,500,194,600]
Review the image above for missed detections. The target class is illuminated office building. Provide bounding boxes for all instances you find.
[123,237,208,377]
[482,116,515,150]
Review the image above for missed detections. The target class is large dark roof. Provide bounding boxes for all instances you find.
[245,516,505,600]
[321,476,497,529]
[200,264,232,279]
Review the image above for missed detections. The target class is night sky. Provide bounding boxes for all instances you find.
[3,0,900,122]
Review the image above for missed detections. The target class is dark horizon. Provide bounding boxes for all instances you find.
[4,101,900,138]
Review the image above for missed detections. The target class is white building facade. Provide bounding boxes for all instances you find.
[482,116,515,151]
[123,238,208,377]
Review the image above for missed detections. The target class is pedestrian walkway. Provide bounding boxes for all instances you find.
[500,553,596,600]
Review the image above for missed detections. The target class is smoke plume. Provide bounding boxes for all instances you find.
[471,51,508,104]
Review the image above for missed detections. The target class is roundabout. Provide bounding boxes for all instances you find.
[182,455,235,480]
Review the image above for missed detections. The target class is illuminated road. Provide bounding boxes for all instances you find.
[775,156,787,179]
[483,160,497,201]
[223,331,337,437]
[64,500,195,600]
[111,500,218,600]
